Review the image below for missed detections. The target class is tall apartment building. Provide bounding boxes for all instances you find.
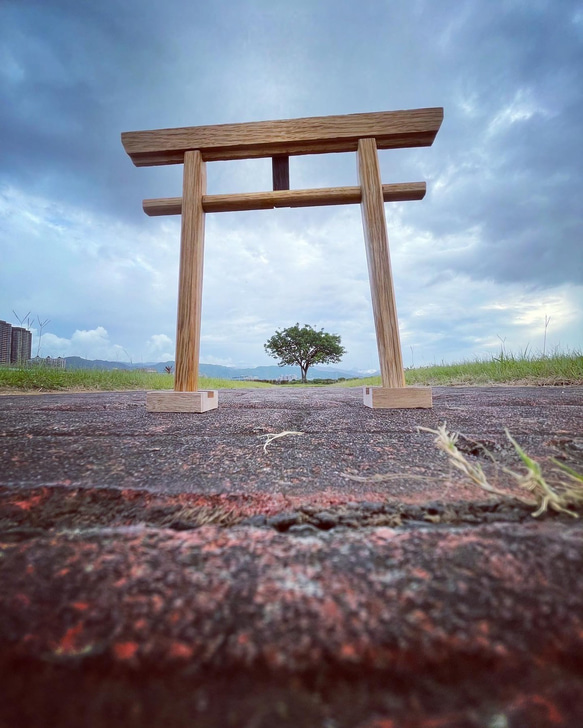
[0,320,12,363]
[0,320,32,364]
[11,326,32,364]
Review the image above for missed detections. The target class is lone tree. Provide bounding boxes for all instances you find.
[264,324,346,384]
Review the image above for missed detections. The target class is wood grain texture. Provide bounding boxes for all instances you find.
[363,386,432,409]
[358,138,405,389]
[122,108,443,166]
[143,182,426,216]
[175,151,206,392]
[272,155,290,191]
[146,390,218,413]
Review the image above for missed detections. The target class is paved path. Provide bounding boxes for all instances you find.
[2,386,582,499]
[1,387,582,727]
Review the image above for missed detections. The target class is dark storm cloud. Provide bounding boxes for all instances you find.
[402,0,583,287]
[0,0,227,219]
[2,1,146,217]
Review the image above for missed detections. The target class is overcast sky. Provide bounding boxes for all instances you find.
[1,0,581,371]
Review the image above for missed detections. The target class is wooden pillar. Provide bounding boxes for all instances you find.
[146,149,217,412]
[358,138,431,408]
[175,150,206,392]
[357,138,405,388]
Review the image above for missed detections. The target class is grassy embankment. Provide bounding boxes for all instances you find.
[0,368,272,393]
[0,350,581,392]
[345,350,583,388]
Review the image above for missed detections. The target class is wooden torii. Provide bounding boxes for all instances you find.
[121,107,443,412]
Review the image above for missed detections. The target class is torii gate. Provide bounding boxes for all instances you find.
[121,107,443,412]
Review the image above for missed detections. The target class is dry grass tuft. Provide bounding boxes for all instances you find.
[258,430,304,453]
[340,472,427,483]
[419,423,583,518]
[503,429,582,517]
[162,505,240,527]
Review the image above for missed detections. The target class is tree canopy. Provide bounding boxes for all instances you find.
[264,324,346,383]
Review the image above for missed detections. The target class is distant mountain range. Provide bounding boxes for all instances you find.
[63,357,374,381]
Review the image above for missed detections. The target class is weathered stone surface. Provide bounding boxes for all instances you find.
[1,387,581,500]
[1,387,582,726]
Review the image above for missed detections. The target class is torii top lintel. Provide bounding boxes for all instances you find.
[121,107,444,167]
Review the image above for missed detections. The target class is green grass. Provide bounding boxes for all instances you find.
[1,350,581,392]
[337,350,583,387]
[0,367,273,393]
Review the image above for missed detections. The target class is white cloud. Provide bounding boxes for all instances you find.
[148,333,173,349]
[146,333,174,361]
[487,88,553,137]
[6,176,581,370]
[40,327,176,363]
[40,327,129,361]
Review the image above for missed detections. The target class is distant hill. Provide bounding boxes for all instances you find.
[65,356,137,371]
[63,357,372,380]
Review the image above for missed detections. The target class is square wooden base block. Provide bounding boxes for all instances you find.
[146,391,218,413]
[363,386,432,409]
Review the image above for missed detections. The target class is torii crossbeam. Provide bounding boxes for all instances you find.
[122,107,443,412]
